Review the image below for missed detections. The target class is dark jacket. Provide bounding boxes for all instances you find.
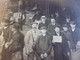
[61,31,73,49]
[9,31,24,52]
[70,27,80,50]
[35,35,52,54]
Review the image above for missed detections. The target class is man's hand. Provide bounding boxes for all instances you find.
[44,53,47,57]
[40,54,44,58]
[5,42,9,49]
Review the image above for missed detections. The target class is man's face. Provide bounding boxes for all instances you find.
[32,24,37,30]
[41,29,47,34]
[41,18,46,23]
[51,19,56,24]
[70,24,76,29]
[66,19,70,22]
[54,27,60,33]
[63,27,68,31]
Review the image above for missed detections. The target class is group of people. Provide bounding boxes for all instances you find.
[0,10,80,60]
[24,15,80,60]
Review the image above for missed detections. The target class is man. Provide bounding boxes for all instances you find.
[65,18,71,31]
[7,23,24,60]
[38,16,48,29]
[13,12,25,30]
[47,18,61,37]
[70,21,80,51]
[52,27,69,60]
[62,24,73,60]
[24,22,41,60]
[1,19,13,60]
[35,26,52,60]
[62,24,73,50]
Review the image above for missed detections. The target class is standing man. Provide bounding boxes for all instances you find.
[70,21,80,51]
[24,22,41,60]
[8,23,24,60]
[38,16,48,29]
[62,24,73,51]
[62,24,73,60]
[1,19,13,60]
[47,18,61,37]
[35,26,52,60]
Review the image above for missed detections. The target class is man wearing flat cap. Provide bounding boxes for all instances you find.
[1,19,13,60]
[7,23,24,60]
[24,22,41,60]
[62,24,73,60]
[35,26,52,60]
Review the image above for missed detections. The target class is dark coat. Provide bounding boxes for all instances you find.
[61,31,73,49]
[1,27,13,60]
[35,35,52,54]
[70,27,80,50]
[53,32,69,60]
[9,31,24,52]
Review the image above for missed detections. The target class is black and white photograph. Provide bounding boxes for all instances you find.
[0,0,80,60]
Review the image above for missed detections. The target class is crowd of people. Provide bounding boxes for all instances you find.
[0,9,80,60]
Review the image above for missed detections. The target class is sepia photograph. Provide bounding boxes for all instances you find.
[0,0,80,60]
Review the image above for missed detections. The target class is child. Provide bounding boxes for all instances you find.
[35,26,52,60]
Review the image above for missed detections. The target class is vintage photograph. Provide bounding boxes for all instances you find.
[0,0,80,60]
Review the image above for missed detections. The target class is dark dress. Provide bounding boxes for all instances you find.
[53,32,69,60]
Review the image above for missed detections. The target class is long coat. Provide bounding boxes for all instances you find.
[9,31,24,60]
[70,27,80,50]
[24,29,40,54]
[1,26,13,60]
[61,31,73,49]
[53,32,69,60]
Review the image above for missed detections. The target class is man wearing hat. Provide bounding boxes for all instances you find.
[35,26,52,60]
[0,19,13,60]
[62,24,73,60]
[47,18,61,38]
[62,24,73,50]
[5,23,24,60]
[38,16,48,29]
[24,22,41,60]
[70,21,80,51]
